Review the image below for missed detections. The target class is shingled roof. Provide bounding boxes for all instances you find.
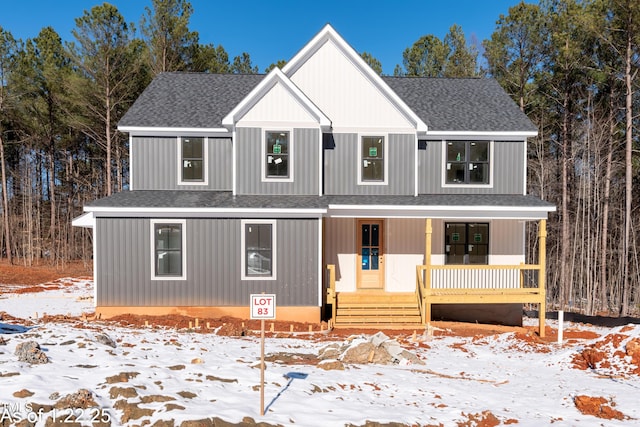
[118,72,536,133]
[118,73,263,129]
[382,77,537,133]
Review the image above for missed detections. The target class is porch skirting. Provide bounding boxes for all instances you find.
[96,306,321,323]
[432,303,523,326]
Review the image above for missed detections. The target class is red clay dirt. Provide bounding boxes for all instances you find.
[0,260,92,288]
[0,260,608,346]
[574,395,627,420]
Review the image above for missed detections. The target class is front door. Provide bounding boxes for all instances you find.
[356,219,385,289]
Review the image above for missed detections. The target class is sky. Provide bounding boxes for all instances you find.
[0,0,526,75]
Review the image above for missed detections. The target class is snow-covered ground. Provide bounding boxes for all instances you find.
[1,279,639,426]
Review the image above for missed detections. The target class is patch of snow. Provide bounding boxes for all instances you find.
[0,280,639,426]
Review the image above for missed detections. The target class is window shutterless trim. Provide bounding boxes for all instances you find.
[441,140,494,188]
[241,219,277,281]
[150,219,187,281]
[177,136,209,186]
[357,133,388,186]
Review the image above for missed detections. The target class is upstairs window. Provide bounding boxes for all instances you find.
[360,136,385,183]
[181,137,205,183]
[151,220,186,280]
[446,141,489,185]
[445,222,489,265]
[265,131,290,179]
[241,220,276,280]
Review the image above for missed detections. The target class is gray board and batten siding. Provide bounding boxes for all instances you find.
[236,127,319,195]
[324,133,415,196]
[418,140,525,195]
[131,136,232,191]
[95,217,319,307]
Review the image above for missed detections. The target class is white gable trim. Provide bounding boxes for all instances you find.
[118,126,231,137]
[282,24,428,134]
[222,68,331,131]
[426,130,538,138]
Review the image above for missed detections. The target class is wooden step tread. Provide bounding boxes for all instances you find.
[338,308,420,315]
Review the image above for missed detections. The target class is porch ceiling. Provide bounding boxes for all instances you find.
[325,194,555,220]
[83,191,554,220]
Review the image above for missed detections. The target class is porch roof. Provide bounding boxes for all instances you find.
[84,191,554,220]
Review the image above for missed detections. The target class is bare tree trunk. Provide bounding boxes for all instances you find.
[560,91,570,309]
[48,141,56,262]
[620,21,634,316]
[0,133,11,264]
[105,86,112,197]
[601,89,615,314]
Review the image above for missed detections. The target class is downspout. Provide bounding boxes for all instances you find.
[231,127,237,196]
[128,134,134,190]
[414,134,419,197]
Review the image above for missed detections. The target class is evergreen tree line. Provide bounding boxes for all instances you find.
[0,0,638,316]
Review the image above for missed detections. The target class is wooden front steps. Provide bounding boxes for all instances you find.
[334,292,422,328]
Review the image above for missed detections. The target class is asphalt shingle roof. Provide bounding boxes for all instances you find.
[382,77,537,133]
[87,191,554,211]
[118,73,263,128]
[118,73,536,133]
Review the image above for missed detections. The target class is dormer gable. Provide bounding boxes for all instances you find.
[222,67,331,131]
[282,24,428,134]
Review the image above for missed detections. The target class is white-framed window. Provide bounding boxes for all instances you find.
[262,130,293,182]
[150,219,187,280]
[241,219,277,280]
[443,140,492,187]
[358,135,387,185]
[178,137,208,185]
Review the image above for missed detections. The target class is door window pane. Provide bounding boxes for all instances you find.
[361,223,380,271]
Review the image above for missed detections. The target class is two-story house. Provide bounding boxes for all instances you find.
[73,25,555,332]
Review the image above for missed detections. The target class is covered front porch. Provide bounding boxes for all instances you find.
[322,196,554,336]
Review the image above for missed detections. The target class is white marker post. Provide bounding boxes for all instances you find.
[250,294,276,416]
[557,310,564,344]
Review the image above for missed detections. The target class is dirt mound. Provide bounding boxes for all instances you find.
[107,313,328,337]
[571,326,640,377]
[0,260,91,287]
[574,395,628,420]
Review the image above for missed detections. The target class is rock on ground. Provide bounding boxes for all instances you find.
[15,340,49,364]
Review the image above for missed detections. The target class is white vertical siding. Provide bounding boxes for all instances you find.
[238,83,319,126]
[290,40,414,132]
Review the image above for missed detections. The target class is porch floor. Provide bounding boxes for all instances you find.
[334,292,422,329]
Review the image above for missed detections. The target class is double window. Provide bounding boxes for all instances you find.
[265,131,290,179]
[445,141,489,185]
[241,220,276,280]
[445,222,489,265]
[360,135,385,183]
[151,220,186,280]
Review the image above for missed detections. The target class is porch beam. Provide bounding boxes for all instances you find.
[538,219,547,338]
[424,218,432,324]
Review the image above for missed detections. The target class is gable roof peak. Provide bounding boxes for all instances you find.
[221,67,331,130]
[282,24,428,134]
